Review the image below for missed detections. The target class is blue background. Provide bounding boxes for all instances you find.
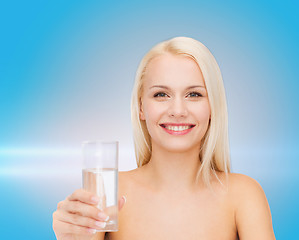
[0,0,298,239]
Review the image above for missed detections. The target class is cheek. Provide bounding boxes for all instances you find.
[143,106,158,138]
[143,102,164,122]
[192,103,211,122]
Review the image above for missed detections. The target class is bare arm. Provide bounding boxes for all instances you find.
[232,174,275,240]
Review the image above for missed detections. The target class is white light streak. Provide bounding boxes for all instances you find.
[0,148,81,156]
[0,145,137,177]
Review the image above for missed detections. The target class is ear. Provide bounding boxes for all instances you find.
[139,99,145,121]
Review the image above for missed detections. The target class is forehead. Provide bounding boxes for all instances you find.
[143,53,205,88]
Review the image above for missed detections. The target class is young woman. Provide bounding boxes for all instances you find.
[52,37,276,240]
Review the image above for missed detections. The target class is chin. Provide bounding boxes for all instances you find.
[160,142,201,153]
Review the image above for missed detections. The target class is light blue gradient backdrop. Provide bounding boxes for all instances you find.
[0,0,298,239]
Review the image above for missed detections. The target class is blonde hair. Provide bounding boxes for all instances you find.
[131,36,230,187]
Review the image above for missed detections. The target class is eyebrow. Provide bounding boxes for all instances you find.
[149,85,206,90]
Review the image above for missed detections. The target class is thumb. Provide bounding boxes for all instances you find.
[118,196,126,211]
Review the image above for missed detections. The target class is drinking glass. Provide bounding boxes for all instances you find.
[82,141,119,232]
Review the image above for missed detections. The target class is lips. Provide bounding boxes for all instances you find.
[159,123,195,135]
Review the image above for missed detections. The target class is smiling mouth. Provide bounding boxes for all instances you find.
[160,124,195,132]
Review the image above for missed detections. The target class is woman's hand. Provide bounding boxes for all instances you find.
[52,189,126,240]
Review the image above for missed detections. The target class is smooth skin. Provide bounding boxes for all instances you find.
[53,54,275,240]
[52,189,126,240]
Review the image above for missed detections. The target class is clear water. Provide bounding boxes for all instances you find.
[82,168,118,231]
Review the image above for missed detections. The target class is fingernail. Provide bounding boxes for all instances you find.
[95,221,106,228]
[98,212,109,221]
[88,228,96,234]
[91,196,100,203]
[122,196,127,204]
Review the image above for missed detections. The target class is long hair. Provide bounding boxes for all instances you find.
[131,36,230,187]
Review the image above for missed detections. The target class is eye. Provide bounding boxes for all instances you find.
[187,92,202,97]
[154,92,168,98]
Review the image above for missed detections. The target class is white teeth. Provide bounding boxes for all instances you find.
[164,125,191,131]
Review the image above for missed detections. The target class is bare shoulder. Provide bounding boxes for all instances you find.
[118,168,141,191]
[226,173,276,240]
[211,172,262,194]
[119,168,140,182]
[226,172,269,217]
[227,173,264,195]
[119,169,133,186]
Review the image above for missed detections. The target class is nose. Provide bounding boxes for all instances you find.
[168,97,188,118]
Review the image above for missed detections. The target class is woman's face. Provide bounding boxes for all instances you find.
[140,53,211,153]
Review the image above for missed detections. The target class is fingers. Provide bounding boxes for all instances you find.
[90,195,126,222]
[58,198,109,221]
[53,190,127,238]
[118,196,126,211]
[54,210,108,231]
[67,189,100,205]
[53,217,98,235]
[53,189,112,238]
[102,195,127,221]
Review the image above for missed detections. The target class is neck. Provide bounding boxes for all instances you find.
[142,143,202,194]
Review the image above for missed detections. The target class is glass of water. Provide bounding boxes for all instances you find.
[82,141,119,232]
